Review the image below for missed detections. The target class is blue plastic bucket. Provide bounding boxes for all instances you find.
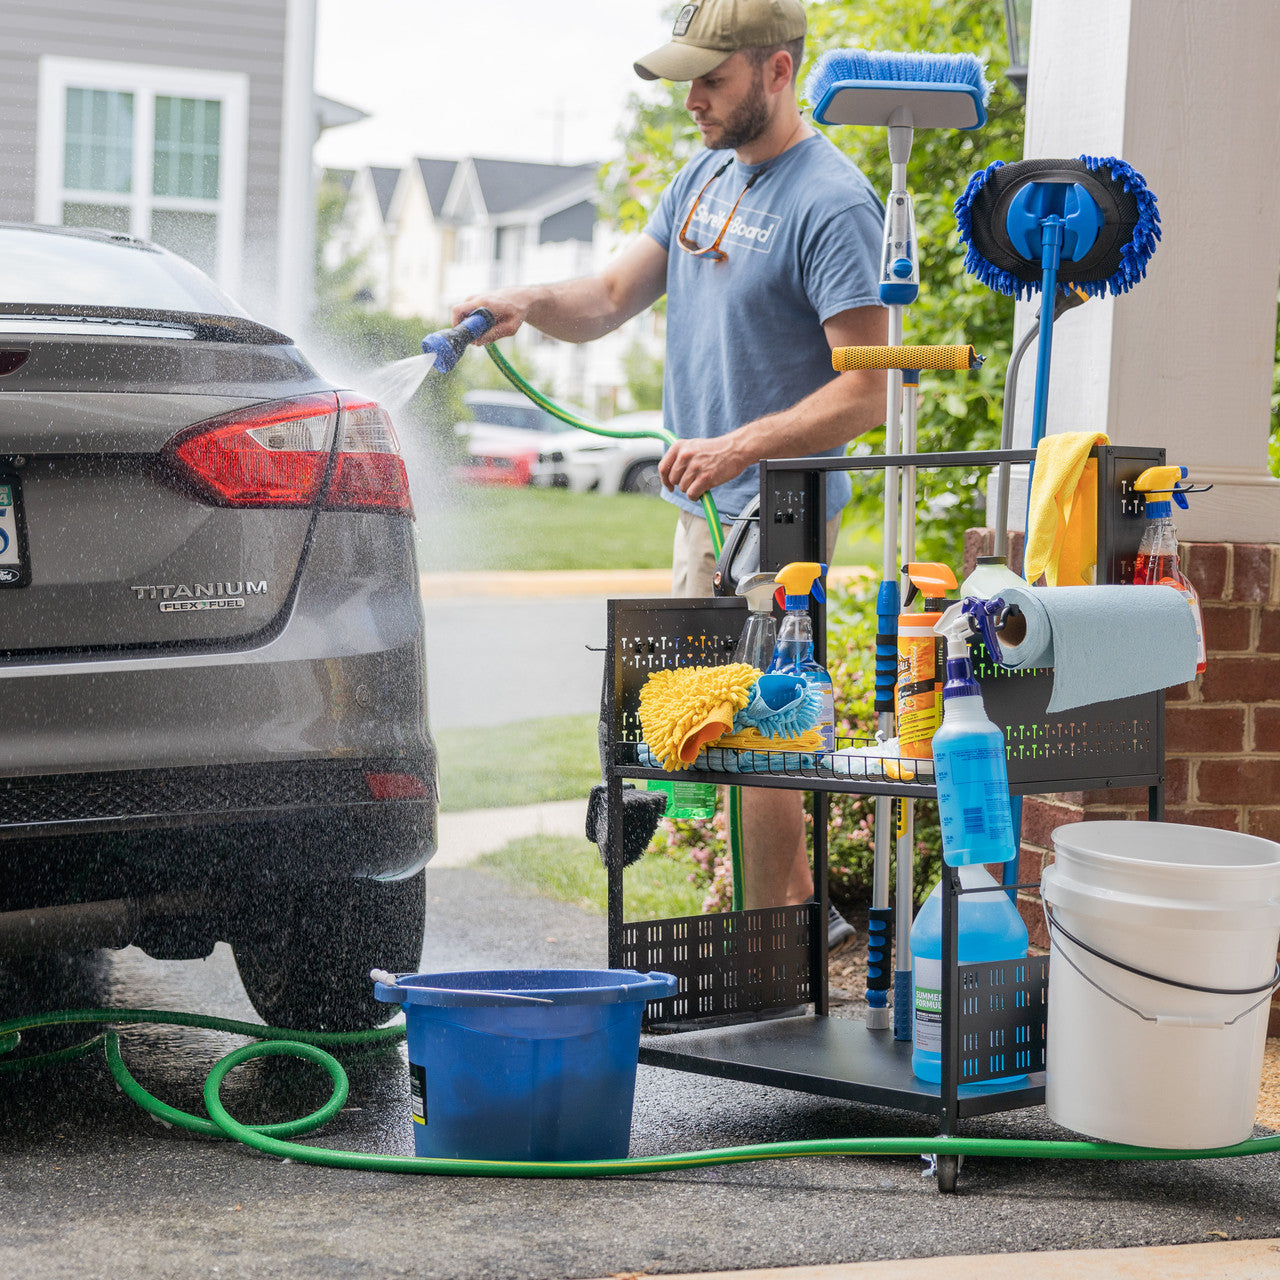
[373,968,677,1161]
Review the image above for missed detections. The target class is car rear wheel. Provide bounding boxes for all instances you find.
[621,459,663,496]
[231,870,426,1032]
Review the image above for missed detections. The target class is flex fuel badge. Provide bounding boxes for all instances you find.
[130,579,267,612]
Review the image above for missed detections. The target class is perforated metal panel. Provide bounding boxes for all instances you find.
[620,903,818,1024]
[958,955,1049,1083]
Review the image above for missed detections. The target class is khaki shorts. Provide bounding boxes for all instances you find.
[672,509,842,599]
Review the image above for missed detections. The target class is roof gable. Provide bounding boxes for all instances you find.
[470,159,598,217]
[369,166,401,221]
[414,158,458,217]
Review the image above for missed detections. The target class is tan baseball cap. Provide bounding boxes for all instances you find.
[634,0,807,82]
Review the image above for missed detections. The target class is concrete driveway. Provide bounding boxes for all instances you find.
[4,859,1280,1280]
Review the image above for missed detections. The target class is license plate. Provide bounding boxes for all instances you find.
[0,476,30,587]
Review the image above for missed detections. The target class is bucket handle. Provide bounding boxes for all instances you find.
[1043,904,1280,1029]
[369,970,554,1005]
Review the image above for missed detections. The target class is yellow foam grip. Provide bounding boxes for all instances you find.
[832,344,977,372]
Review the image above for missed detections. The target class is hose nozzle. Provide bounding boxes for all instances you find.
[422,308,496,375]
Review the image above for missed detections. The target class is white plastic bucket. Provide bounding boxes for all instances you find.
[1042,821,1280,1149]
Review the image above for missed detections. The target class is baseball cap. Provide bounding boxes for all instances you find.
[634,0,807,82]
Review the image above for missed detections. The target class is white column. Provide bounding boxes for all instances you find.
[1008,0,1280,542]
[276,0,319,342]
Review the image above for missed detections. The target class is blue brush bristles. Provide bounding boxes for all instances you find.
[804,47,993,113]
[954,156,1162,300]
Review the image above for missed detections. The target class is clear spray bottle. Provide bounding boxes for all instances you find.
[930,600,1015,866]
[1133,465,1209,675]
[733,571,780,670]
[768,562,835,751]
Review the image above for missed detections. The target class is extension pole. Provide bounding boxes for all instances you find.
[893,368,920,1040]
[866,121,914,1031]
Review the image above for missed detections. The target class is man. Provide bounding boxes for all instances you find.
[453,0,887,943]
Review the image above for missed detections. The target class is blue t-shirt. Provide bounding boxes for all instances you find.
[646,133,885,521]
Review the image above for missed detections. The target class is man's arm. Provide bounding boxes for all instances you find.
[658,304,889,502]
[451,235,668,344]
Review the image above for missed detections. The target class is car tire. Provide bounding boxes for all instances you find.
[231,869,426,1032]
[620,459,663,496]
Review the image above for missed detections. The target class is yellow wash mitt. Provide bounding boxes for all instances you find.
[639,664,760,771]
[1024,431,1109,586]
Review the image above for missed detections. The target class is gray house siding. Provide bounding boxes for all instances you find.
[0,1,287,311]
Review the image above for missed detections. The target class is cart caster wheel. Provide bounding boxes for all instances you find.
[936,1154,962,1194]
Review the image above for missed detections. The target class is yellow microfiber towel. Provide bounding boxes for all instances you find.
[716,727,825,753]
[1024,431,1110,586]
[639,664,760,771]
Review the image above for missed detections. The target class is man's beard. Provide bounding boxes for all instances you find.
[706,73,770,151]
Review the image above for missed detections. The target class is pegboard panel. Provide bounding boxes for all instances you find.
[971,637,1160,787]
[607,598,745,746]
[620,903,818,1025]
[958,955,1049,1082]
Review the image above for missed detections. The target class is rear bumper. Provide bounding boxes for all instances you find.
[0,512,437,886]
[0,756,437,891]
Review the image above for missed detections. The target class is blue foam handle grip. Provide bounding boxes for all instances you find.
[422,307,496,374]
[874,580,900,713]
[866,907,892,1000]
[894,969,912,1041]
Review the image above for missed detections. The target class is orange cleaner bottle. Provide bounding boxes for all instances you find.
[896,562,958,759]
[1133,465,1209,674]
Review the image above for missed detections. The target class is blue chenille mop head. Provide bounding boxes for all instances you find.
[954,155,1161,300]
[731,673,824,740]
[804,48,992,130]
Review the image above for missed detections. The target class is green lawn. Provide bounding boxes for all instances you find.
[436,714,599,812]
[476,835,705,921]
[418,487,678,572]
[418,484,878,573]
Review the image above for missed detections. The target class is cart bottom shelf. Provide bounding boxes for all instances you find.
[640,1015,1046,1121]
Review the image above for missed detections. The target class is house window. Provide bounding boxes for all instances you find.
[38,57,247,290]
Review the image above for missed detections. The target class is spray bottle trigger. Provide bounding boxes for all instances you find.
[965,596,1009,664]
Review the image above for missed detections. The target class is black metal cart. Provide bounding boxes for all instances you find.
[601,446,1166,1192]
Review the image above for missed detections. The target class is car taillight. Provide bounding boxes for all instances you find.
[167,392,413,516]
[328,392,413,517]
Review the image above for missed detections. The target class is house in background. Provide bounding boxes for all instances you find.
[0,0,349,338]
[329,154,662,414]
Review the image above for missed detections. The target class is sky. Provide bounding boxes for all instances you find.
[313,0,674,171]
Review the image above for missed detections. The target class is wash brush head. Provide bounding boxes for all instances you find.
[805,48,991,130]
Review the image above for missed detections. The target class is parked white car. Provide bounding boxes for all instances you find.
[457,392,667,496]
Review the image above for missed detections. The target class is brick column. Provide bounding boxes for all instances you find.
[1003,541,1280,1030]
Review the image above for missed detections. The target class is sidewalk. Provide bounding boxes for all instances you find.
[620,1238,1280,1280]
[420,564,874,598]
[433,797,588,866]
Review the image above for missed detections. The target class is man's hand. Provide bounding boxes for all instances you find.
[659,433,748,501]
[450,290,533,343]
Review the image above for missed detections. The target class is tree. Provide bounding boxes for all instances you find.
[600,0,1026,560]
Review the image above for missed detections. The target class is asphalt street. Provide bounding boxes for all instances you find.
[422,593,608,729]
[5,863,1280,1280]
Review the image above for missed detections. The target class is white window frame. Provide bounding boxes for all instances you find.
[36,56,248,293]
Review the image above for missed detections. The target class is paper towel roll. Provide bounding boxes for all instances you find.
[991,584,1199,712]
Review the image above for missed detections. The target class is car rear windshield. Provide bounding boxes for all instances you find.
[0,226,247,316]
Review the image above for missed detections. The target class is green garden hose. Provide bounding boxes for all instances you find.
[483,344,747,911]
[5,1006,1280,1177]
[483,345,725,558]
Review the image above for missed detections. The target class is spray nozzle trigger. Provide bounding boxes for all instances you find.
[421,307,496,375]
[969,596,1016,664]
[936,596,1015,663]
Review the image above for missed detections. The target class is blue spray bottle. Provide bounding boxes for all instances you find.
[767,562,835,751]
[930,600,1015,866]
